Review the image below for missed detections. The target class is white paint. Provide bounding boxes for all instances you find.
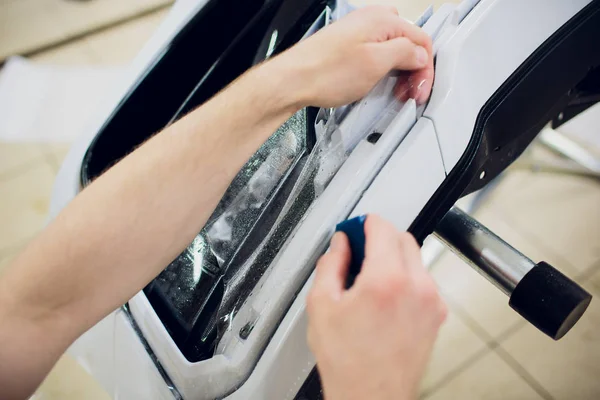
[47,0,595,398]
[424,0,591,173]
[351,118,446,230]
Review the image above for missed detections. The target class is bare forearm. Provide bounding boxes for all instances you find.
[0,59,303,398]
[39,62,301,325]
[0,7,436,397]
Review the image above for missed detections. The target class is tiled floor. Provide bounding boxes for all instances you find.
[1,1,599,400]
[423,168,600,399]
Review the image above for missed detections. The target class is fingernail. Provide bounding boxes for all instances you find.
[416,79,429,104]
[415,46,428,67]
[414,79,427,103]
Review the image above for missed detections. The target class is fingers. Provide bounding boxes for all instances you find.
[362,214,404,274]
[363,214,401,259]
[375,37,429,71]
[360,215,424,280]
[368,13,434,104]
[378,10,434,104]
[379,12,432,53]
[311,232,351,301]
[396,232,423,272]
[409,63,434,104]
[394,232,446,323]
[394,72,434,105]
[356,6,432,50]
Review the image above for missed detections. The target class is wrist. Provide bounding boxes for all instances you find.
[250,53,314,112]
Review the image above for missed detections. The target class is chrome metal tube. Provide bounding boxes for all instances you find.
[434,207,535,295]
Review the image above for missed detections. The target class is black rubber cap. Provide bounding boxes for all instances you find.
[509,262,592,340]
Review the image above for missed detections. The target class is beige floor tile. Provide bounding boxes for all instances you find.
[83,9,169,65]
[0,161,55,251]
[32,354,110,400]
[53,0,171,41]
[424,351,545,400]
[30,38,99,65]
[432,249,521,339]
[489,167,600,274]
[421,310,488,392]
[0,142,46,178]
[0,0,66,60]
[479,170,531,212]
[431,200,575,338]
[500,282,600,400]
[588,265,600,292]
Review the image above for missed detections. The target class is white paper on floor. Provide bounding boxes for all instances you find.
[0,56,123,143]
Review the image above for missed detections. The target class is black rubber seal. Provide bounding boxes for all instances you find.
[409,0,600,244]
[294,367,324,400]
[509,262,592,340]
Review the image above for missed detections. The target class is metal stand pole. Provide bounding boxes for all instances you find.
[435,207,592,340]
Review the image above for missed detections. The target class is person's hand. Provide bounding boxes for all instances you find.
[306,215,447,400]
[272,6,434,108]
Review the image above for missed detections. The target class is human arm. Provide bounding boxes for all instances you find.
[307,215,447,400]
[0,6,433,399]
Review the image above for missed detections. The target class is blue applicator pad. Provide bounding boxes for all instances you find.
[335,215,367,288]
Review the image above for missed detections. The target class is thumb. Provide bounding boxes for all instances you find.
[312,233,351,300]
[376,37,429,71]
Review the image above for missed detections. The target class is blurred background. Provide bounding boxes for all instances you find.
[0,0,599,399]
